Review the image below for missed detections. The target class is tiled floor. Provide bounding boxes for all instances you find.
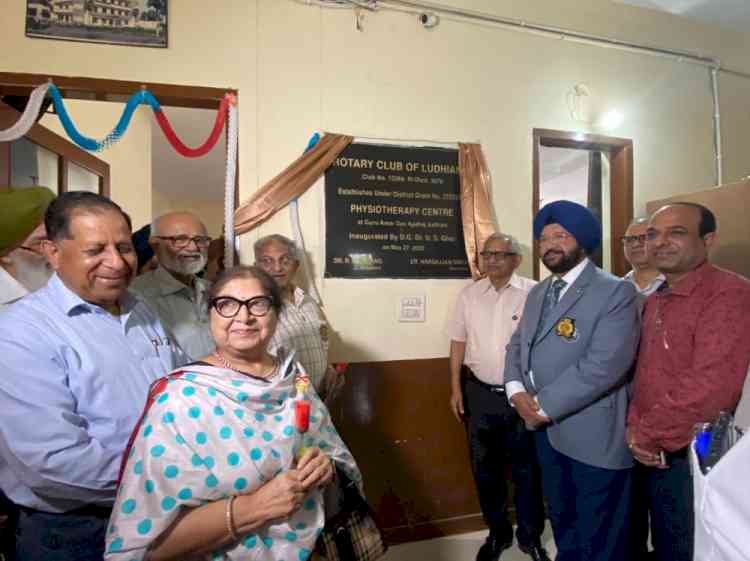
[382,527,557,561]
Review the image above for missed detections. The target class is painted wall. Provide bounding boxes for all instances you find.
[152,190,225,238]
[41,100,152,227]
[4,0,750,362]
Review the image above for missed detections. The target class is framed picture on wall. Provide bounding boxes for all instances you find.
[25,0,168,49]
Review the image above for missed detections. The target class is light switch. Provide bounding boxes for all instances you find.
[399,295,425,322]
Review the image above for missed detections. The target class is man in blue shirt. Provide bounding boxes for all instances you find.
[0,192,187,561]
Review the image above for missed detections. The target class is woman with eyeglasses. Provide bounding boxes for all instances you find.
[106,265,361,561]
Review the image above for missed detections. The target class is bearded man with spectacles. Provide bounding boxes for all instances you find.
[0,187,56,312]
[130,211,215,360]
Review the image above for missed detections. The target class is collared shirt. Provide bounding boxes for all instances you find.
[0,274,188,512]
[446,274,537,385]
[627,263,750,452]
[0,265,27,311]
[557,257,590,299]
[130,265,215,361]
[624,269,665,298]
[505,258,589,405]
[268,287,329,390]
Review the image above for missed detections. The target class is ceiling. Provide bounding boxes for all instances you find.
[613,0,750,33]
[151,106,226,202]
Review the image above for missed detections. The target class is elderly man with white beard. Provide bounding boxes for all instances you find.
[1,187,56,312]
[130,211,215,359]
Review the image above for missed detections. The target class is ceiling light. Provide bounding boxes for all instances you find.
[599,110,624,130]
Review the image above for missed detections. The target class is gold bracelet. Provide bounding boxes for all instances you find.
[225,495,239,541]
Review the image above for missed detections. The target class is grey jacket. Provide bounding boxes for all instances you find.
[505,261,639,469]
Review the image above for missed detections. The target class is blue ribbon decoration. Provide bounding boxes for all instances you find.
[304,132,321,153]
[48,84,162,152]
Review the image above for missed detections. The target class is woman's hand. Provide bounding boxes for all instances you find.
[297,448,334,491]
[240,470,306,523]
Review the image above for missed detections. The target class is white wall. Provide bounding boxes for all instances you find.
[4,0,749,361]
[40,101,152,227]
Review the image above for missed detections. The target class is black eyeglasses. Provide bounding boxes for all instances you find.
[621,234,647,245]
[210,296,275,318]
[480,251,517,260]
[156,235,211,249]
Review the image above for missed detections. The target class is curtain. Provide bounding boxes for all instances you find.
[234,133,353,235]
[235,136,494,281]
[458,143,496,279]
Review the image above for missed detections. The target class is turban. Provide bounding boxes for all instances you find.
[0,186,55,256]
[533,200,601,254]
[131,224,155,272]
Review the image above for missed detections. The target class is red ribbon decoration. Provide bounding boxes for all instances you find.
[153,95,230,158]
[295,400,311,433]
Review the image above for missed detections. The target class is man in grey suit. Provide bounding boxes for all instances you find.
[504,200,639,561]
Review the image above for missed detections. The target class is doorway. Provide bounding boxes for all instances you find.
[533,128,633,278]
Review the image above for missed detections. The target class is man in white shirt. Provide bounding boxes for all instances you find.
[255,234,339,398]
[446,233,549,561]
[130,211,215,360]
[0,187,55,311]
[622,217,664,299]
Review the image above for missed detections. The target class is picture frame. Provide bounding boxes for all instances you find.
[25,0,168,49]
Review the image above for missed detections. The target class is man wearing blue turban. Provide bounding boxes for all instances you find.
[504,200,639,561]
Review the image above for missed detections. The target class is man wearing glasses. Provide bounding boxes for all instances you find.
[627,203,750,561]
[131,211,215,360]
[621,217,664,561]
[446,233,549,561]
[622,217,664,300]
[505,200,638,561]
[0,187,55,312]
[255,234,336,396]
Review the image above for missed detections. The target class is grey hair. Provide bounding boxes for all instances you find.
[483,233,521,254]
[254,234,300,261]
[150,211,205,237]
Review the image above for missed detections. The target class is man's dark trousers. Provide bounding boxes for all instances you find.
[638,449,693,561]
[463,371,545,548]
[14,506,109,561]
[534,429,631,561]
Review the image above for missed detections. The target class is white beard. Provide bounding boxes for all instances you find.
[9,251,53,292]
[161,251,208,277]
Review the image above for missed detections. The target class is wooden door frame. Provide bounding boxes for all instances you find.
[532,128,633,278]
[1,72,239,259]
[0,72,231,109]
[1,101,110,195]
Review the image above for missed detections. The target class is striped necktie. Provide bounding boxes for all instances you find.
[533,278,567,342]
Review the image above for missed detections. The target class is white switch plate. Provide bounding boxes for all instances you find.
[399,295,425,322]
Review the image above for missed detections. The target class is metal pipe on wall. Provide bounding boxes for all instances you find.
[360,0,750,187]
[710,68,723,186]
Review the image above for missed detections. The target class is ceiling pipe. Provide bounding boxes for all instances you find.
[369,0,750,186]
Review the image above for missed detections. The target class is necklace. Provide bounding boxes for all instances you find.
[214,351,277,379]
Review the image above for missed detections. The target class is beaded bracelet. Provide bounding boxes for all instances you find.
[225,495,239,541]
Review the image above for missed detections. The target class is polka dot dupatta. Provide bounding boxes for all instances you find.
[105,351,362,561]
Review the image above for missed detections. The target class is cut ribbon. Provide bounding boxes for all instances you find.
[0,83,50,143]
